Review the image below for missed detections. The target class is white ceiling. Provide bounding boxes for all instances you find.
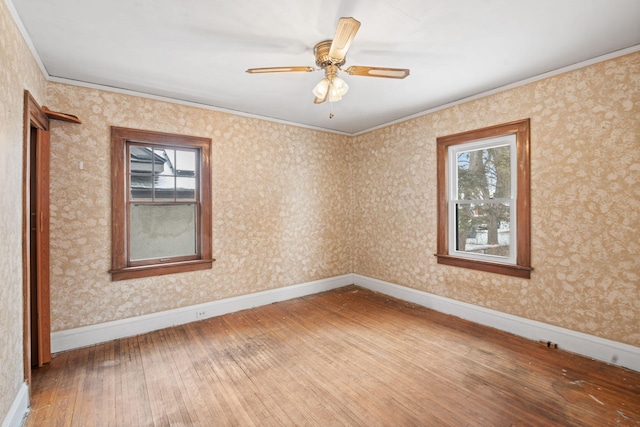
[9,0,640,134]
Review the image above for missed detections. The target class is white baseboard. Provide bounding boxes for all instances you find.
[354,274,640,373]
[51,274,354,353]
[2,383,28,427]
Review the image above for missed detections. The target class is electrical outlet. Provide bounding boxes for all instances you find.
[196,310,207,319]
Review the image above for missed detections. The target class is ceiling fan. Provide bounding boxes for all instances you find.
[246,17,410,106]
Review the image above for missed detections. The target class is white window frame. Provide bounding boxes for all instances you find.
[447,135,517,265]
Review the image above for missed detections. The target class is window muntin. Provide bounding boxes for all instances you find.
[436,119,531,279]
[448,136,516,264]
[111,127,212,281]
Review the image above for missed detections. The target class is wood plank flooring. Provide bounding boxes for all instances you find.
[27,286,640,426]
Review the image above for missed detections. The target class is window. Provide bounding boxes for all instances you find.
[436,119,531,278]
[110,127,213,281]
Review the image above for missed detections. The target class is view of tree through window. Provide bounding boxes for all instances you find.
[455,144,511,257]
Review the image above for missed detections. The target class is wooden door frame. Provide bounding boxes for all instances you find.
[23,91,51,384]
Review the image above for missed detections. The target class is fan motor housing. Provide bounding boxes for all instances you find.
[314,40,345,67]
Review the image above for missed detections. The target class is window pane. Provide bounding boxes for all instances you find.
[175,150,196,177]
[455,202,510,258]
[154,148,174,175]
[130,146,155,173]
[457,145,511,200]
[130,204,197,261]
[154,175,175,200]
[176,177,196,201]
[130,175,153,201]
[129,146,154,201]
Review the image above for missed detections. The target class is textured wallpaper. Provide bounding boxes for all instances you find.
[352,52,640,347]
[0,0,48,419]
[46,84,352,331]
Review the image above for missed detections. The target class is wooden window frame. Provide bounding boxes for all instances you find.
[435,119,532,279]
[110,127,213,281]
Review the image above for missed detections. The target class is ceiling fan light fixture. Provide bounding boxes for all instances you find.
[328,86,343,103]
[312,78,330,98]
[327,77,348,103]
[315,76,349,103]
[332,77,349,96]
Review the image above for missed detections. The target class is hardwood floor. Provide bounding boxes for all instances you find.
[27,286,640,426]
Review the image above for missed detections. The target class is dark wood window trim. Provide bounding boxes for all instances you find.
[110,127,213,281]
[435,119,532,279]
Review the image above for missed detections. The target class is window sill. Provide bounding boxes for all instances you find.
[110,258,214,281]
[435,254,532,279]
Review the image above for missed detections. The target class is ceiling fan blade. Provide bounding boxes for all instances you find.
[328,17,361,63]
[344,66,410,79]
[246,66,315,74]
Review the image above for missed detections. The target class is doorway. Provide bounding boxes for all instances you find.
[23,91,51,385]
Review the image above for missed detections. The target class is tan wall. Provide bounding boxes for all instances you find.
[46,83,352,331]
[352,52,640,347]
[0,0,48,419]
